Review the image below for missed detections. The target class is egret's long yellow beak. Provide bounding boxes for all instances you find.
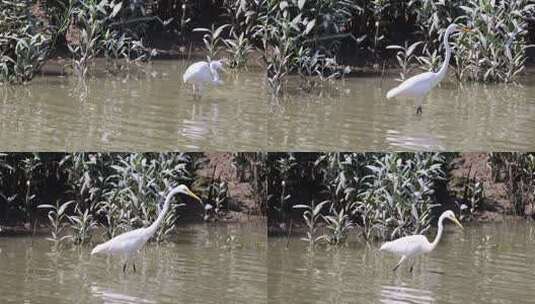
[461,26,472,33]
[186,189,203,205]
[451,217,464,230]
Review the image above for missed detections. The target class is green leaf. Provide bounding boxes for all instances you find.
[58,201,74,215]
[110,2,123,18]
[304,19,316,35]
[37,204,55,209]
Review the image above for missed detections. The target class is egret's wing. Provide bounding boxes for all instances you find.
[91,228,146,255]
[380,235,429,256]
[386,72,436,99]
[183,61,210,83]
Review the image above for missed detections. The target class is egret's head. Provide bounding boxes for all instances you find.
[442,210,463,229]
[174,184,203,205]
[210,60,226,72]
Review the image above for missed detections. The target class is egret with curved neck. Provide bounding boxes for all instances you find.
[386,24,470,115]
[91,184,202,273]
[379,210,463,272]
[183,59,225,99]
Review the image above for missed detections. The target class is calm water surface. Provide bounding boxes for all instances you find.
[1,61,535,150]
[268,220,535,304]
[0,222,266,304]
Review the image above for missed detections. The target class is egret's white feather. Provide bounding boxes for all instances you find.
[379,210,463,271]
[90,185,202,272]
[385,24,462,113]
[387,72,436,100]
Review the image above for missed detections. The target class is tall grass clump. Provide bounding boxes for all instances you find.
[391,0,534,83]
[451,0,535,82]
[0,1,50,84]
[269,153,452,244]
[223,0,356,95]
[0,153,265,247]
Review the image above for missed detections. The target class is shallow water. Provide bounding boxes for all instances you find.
[0,223,266,304]
[2,61,535,150]
[268,220,535,304]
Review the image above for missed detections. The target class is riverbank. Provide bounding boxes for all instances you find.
[268,153,535,238]
[0,153,265,240]
[16,1,534,85]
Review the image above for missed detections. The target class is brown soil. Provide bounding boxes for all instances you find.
[194,152,262,223]
[448,152,514,222]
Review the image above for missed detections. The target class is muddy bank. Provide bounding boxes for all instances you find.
[195,152,265,223]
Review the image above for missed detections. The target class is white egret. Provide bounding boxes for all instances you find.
[91,184,202,273]
[183,59,225,99]
[379,210,463,272]
[386,24,470,115]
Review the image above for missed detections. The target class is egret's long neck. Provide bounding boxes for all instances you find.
[435,30,453,85]
[145,190,176,238]
[211,68,220,82]
[430,215,445,250]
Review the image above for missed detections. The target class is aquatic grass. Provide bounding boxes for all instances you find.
[67,0,154,78]
[224,31,254,69]
[451,0,534,82]
[272,153,451,242]
[68,1,112,78]
[224,0,356,95]
[2,34,50,83]
[401,0,534,83]
[386,41,423,81]
[205,180,229,221]
[194,24,230,62]
[293,200,329,246]
[321,203,353,245]
[0,153,225,244]
[296,49,343,92]
[67,201,98,245]
[0,1,50,84]
[38,200,74,245]
[359,153,446,240]
[460,177,484,220]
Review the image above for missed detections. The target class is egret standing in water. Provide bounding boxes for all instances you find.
[91,184,202,273]
[386,24,470,115]
[379,210,463,272]
[183,59,225,99]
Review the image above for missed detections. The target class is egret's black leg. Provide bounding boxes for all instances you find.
[133,263,136,273]
[410,264,414,273]
[123,263,127,273]
[416,106,423,115]
[393,256,406,272]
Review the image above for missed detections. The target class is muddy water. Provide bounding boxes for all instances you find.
[0,223,266,304]
[0,61,269,151]
[2,61,535,150]
[269,75,535,151]
[268,220,535,304]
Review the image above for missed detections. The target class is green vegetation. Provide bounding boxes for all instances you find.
[269,153,535,246]
[0,153,265,247]
[0,1,50,83]
[268,153,452,243]
[1,0,533,92]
